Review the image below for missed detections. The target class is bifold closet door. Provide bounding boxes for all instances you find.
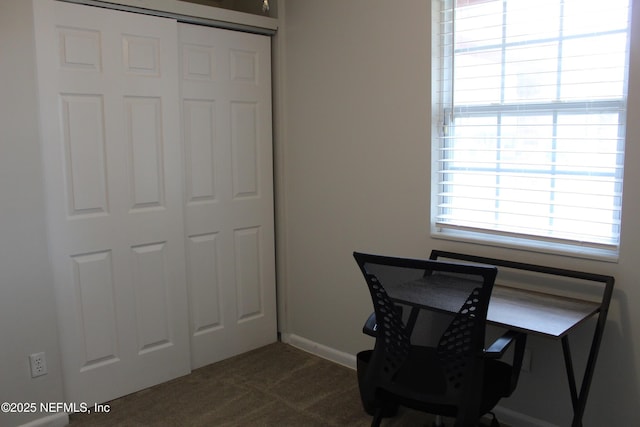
[33,0,190,404]
[179,23,277,369]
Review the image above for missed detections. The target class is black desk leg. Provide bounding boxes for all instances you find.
[405,307,420,336]
[561,336,581,426]
[563,312,609,427]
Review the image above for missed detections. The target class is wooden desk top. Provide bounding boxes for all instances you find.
[488,285,600,338]
[386,276,601,339]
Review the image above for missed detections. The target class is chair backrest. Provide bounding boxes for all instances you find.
[353,252,498,413]
[437,285,487,396]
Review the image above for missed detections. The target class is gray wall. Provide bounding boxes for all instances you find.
[278,0,640,426]
[0,1,66,426]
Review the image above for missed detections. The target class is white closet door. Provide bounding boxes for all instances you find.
[33,0,190,404]
[179,23,277,368]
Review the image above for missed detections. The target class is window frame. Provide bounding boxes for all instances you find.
[430,0,631,261]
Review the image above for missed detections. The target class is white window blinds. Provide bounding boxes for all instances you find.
[433,0,631,252]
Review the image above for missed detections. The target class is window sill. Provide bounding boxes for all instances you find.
[431,227,620,263]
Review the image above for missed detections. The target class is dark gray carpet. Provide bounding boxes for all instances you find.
[68,342,440,426]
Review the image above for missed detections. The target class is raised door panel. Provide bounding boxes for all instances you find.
[131,242,172,354]
[60,94,109,217]
[234,227,262,321]
[187,233,223,335]
[71,251,119,370]
[125,97,165,211]
[231,101,259,199]
[183,99,217,204]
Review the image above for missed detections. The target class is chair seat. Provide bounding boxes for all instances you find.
[358,346,512,419]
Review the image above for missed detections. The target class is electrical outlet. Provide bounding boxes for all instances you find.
[29,352,48,377]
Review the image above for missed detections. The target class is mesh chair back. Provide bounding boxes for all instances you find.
[365,272,411,383]
[437,286,486,394]
[354,252,497,407]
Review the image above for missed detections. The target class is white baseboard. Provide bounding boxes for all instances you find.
[281,333,357,369]
[18,412,68,427]
[281,334,559,427]
[493,405,559,427]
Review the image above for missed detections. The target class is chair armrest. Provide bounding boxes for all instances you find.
[485,330,528,396]
[484,330,525,359]
[363,312,377,337]
[362,305,405,337]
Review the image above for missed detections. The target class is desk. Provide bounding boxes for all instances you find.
[389,278,600,338]
[384,251,614,427]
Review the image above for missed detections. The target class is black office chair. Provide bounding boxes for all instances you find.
[354,252,526,427]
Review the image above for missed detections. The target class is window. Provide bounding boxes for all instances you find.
[432,0,631,257]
